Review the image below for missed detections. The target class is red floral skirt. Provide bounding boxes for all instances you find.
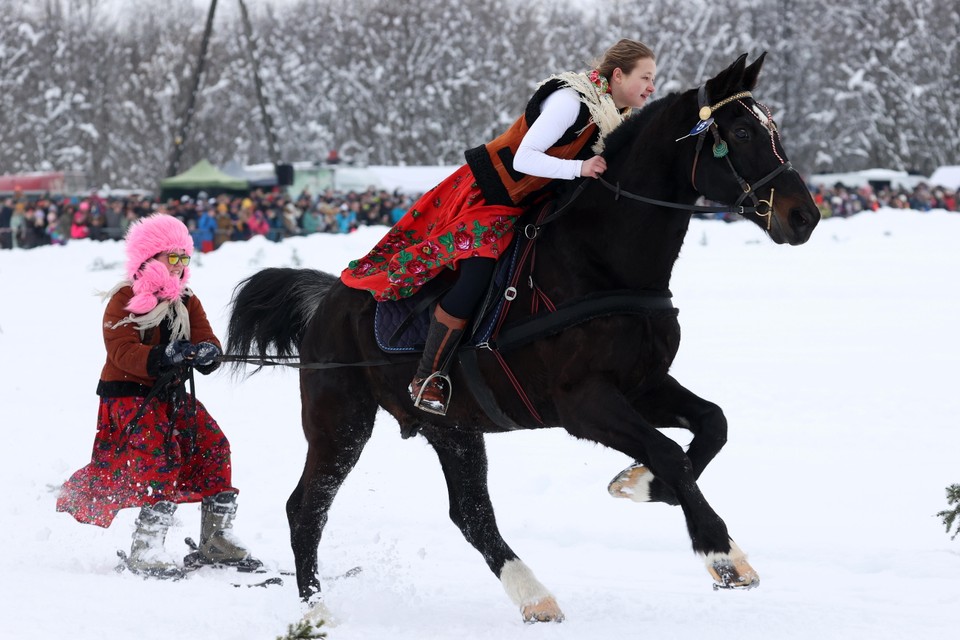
[57,395,234,528]
[341,165,521,301]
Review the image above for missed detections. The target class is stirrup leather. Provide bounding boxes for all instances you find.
[411,371,452,416]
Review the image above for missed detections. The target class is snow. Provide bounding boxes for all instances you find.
[1,209,958,639]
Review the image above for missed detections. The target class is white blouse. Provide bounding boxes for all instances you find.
[513,88,587,181]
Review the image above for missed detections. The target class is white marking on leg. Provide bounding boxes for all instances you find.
[702,539,760,588]
[609,464,655,502]
[302,599,339,628]
[626,467,653,502]
[499,559,552,608]
[702,539,747,567]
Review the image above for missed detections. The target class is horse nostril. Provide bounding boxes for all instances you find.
[789,207,814,230]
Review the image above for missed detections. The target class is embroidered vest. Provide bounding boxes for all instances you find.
[465,79,599,208]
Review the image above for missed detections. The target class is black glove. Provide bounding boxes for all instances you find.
[161,340,197,368]
[192,341,221,367]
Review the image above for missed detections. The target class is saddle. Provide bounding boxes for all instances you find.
[373,213,530,354]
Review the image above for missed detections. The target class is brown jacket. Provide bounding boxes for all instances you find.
[98,286,220,395]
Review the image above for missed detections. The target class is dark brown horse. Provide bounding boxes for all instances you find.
[226,53,819,623]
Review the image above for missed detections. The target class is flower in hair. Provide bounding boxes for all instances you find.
[588,69,610,95]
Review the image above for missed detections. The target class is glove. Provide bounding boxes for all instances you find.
[192,341,221,367]
[161,340,197,368]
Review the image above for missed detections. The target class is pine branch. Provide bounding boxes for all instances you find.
[276,618,326,640]
[936,484,960,540]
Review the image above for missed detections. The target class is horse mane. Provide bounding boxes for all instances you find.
[602,91,684,162]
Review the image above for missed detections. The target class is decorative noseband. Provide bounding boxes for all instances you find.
[697,89,753,122]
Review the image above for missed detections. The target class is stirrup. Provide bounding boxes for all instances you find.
[411,371,452,416]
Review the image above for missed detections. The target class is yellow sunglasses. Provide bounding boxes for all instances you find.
[163,253,191,266]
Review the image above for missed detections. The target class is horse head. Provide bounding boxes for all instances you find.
[692,53,820,244]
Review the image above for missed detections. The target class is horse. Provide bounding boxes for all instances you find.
[226,52,820,623]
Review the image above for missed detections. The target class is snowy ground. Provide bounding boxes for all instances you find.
[1,209,957,639]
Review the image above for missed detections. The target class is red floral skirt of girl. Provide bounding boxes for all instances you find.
[341,165,520,301]
[57,395,235,528]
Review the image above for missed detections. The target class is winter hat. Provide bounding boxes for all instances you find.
[123,213,193,314]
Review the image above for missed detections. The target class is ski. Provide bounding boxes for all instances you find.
[232,576,284,588]
[228,565,363,588]
[183,536,270,573]
[116,545,362,587]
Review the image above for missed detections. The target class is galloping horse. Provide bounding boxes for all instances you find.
[226,53,819,622]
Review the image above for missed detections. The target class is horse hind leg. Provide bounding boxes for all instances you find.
[425,431,564,623]
[289,378,377,603]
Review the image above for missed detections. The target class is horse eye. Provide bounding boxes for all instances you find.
[734,128,749,140]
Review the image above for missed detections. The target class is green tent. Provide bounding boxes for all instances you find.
[159,159,249,200]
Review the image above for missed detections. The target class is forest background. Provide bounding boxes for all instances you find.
[1,0,958,190]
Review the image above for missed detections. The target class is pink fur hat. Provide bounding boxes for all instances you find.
[124,213,193,313]
[124,213,193,280]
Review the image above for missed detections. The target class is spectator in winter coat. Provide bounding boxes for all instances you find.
[0,197,13,249]
[195,208,218,252]
[335,203,358,233]
[46,210,66,245]
[247,208,270,237]
[56,213,260,578]
[282,202,302,237]
[9,201,26,248]
[300,207,324,234]
[70,209,91,240]
[214,204,233,248]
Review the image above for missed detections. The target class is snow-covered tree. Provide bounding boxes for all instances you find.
[1,0,958,187]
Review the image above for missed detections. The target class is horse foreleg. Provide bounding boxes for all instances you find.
[610,375,728,505]
[425,431,564,623]
[561,382,758,590]
[290,379,376,602]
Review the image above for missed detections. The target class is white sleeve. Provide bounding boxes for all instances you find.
[513,88,585,180]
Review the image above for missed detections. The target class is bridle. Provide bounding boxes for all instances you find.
[688,84,794,230]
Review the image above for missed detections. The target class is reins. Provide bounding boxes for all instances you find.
[217,353,413,370]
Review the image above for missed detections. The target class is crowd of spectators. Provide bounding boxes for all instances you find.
[1,179,958,251]
[809,182,957,219]
[0,186,417,251]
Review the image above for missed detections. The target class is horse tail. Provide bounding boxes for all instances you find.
[226,267,338,371]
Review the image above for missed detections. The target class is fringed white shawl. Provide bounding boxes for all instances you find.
[541,71,629,154]
[101,281,193,342]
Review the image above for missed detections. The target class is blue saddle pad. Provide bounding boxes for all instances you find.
[374,225,527,353]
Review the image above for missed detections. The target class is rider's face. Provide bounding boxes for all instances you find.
[610,58,657,110]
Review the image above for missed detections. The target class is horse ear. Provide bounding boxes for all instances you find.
[707,53,749,97]
[742,52,767,90]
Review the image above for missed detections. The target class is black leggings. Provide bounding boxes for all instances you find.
[438,257,496,319]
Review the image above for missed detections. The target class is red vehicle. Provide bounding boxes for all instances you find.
[0,171,87,197]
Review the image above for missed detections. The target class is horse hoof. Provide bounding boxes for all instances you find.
[607,464,654,501]
[522,596,565,623]
[707,554,760,590]
[302,599,339,628]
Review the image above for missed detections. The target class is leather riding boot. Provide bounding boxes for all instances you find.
[409,305,468,415]
[126,501,183,579]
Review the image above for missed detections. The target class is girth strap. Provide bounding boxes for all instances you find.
[458,290,676,431]
[491,291,674,352]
